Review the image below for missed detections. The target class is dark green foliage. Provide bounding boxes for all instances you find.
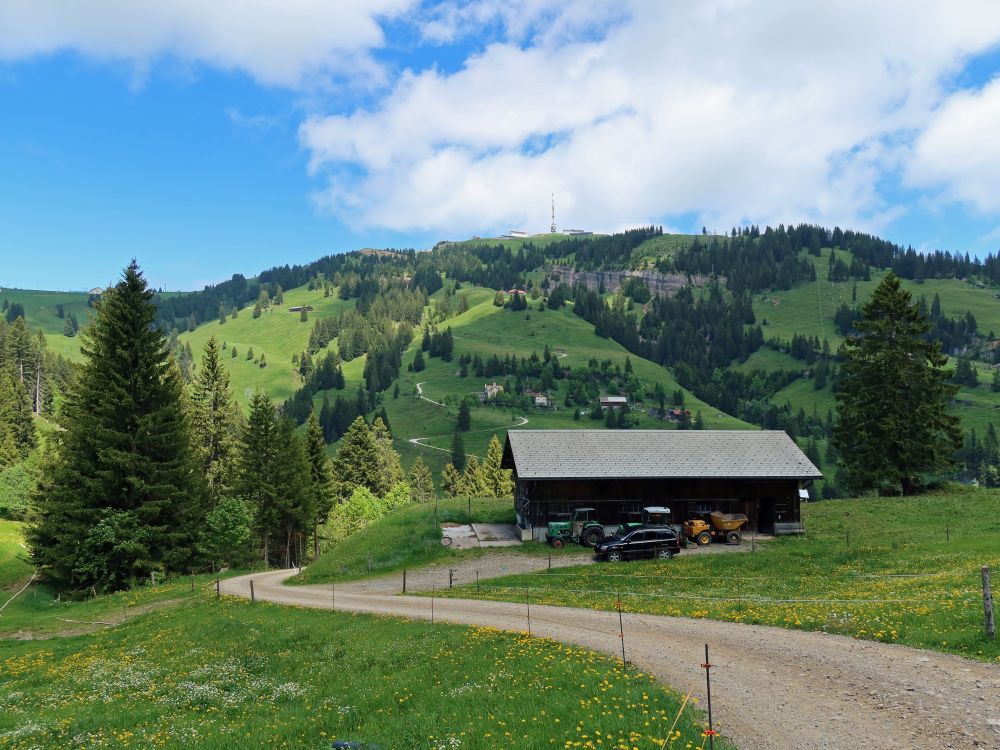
[450,431,466,472]
[833,273,962,495]
[28,262,201,591]
[456,400,471,431]
[952,357,978,388]
[305,411,334,546]
[4,303,24,323]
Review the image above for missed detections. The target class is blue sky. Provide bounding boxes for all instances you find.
[1,1,1000,291]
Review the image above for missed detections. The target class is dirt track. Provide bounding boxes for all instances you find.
[222,567,1000,750]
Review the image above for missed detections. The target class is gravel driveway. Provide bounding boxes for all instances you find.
[222,561,1000,750]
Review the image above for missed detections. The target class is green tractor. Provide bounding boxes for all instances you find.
[546,507,605,548]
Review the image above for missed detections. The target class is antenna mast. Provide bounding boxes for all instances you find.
[550,193,556,234]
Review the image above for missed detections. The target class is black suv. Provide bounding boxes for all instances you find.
[593,526,681,562]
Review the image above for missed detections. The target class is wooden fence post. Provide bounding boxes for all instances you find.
[983,566,996,639]
[250,579,255,604]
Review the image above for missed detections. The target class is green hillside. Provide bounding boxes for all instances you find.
[0,288,94,360]
[754,247,1000,348]
[178,284,356,406]
[171,276,748,480]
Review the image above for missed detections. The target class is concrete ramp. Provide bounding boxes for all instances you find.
[471,523,522,547]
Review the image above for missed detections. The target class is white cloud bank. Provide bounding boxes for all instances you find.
[907,76,1000,213]
[0,0,413,87]
[2,0,999,236]
[302,0,1000,236]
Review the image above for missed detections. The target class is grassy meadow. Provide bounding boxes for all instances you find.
[0,593,726,750]
[178,285,356,407]
[435,486,1000,664]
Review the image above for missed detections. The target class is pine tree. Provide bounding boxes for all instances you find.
[28,261,200,591]
[189,337,238,494]
[408,456,434,501]
[330,416,382,498]
[450,431,467,472]
[300,307,308,323]
[275,285,284,305]
[412,349,425,372]
[482,434,513,498]
[833,272,962,494]
[440,462,462,497]
[218,303,226,325]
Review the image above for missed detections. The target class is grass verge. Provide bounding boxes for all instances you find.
[0,594,729,749]
[292,497,582,584]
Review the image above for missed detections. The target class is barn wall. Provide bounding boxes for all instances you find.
[514,476,801,538]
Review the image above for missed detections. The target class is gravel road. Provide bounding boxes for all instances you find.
[222,564,1000,750]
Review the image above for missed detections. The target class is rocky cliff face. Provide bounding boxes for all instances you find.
[547,266,713,296]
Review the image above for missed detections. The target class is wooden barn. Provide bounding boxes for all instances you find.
[502,430,822,540]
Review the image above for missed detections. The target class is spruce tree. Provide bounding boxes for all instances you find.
[450,431,467,472]
[238,390,279,563]
[408,456,434,501]
[190,337,238,494]
[371,417,404,493]
[0,365,36,463]
[28,261,200,591]
[270,418,312,567]
[304,412,334,557]
[833,272,962,494]
[330,416,382,498]
[456,399,471,431]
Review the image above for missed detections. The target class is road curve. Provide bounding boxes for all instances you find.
[222,570,1000,750]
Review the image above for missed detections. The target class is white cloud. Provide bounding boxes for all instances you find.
[301,0,1000,236]
[0,0,414,87]
[907,76,1000,213]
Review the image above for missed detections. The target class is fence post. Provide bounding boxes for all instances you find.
[403,569,407,594]
[703,644,716,750]
[250,579,255,604]
[449,569,454,590]
[617,593,626,671]
[983,566,996,639]
[525,588,531,636]
[548,552,551,570]
[476,570,480,594]
[191,573,195,592]
[216,579,220,599]
[431,583,435,624]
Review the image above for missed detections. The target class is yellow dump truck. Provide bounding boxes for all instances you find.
[682,511,748,545]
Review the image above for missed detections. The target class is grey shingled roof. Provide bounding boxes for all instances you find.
[504,430,822,480]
